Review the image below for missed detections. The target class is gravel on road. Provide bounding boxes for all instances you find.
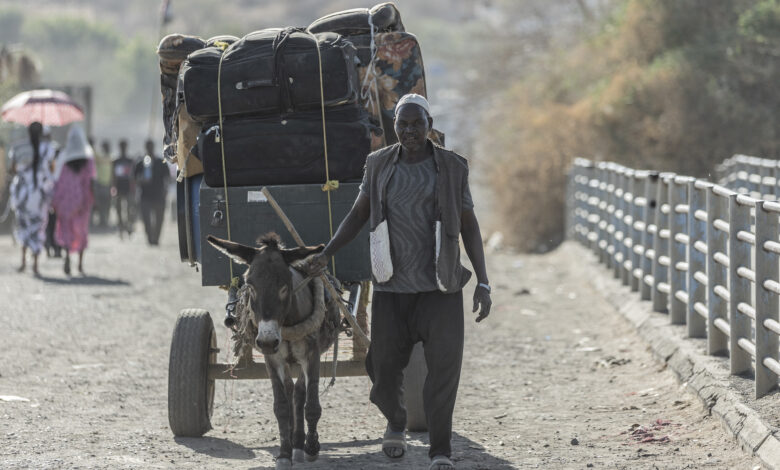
[0,226,762,469]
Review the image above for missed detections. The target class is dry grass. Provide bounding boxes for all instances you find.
[483,0,780,251]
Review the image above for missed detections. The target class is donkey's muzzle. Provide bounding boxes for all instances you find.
[257,338,280,354]
[256,319,281,354]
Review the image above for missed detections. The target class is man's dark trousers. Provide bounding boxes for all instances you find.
[366,289,464,458]
[140,199,166,245]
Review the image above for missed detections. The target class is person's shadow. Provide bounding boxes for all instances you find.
[244,432,517,469]
[174,436,257,460]
[36,274,130,286]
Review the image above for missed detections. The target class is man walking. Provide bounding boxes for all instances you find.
[111,139,136,239]
[134,139,170,245]
[92,139,113,228]
[302,94,491,470]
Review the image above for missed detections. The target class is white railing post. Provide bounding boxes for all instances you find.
[574,162,590,245]
[717,156,733,186]
[565,165,575,240]
[651,173,673,313]
[586,165,600,253]
[620,169,634,285]
[613,166,626,279]
[687,180,710,338]
[606,165,618,271]
[669,176,691,324]
[737,156,749,192]
[749,157,760,196]
[774,160,780,201]
[576,160,591,245]
[707,187,730,356]
[630,173,646,292]
[597,162,610,264]
[754,201,779,398]
[760,160,773,200]
[728,195,752,375]
[641,172,659,301]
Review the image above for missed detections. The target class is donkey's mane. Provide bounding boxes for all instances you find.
[257,232,283,249]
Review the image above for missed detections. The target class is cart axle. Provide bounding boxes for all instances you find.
[208,360,366,380]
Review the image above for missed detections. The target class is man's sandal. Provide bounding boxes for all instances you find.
[381,424,407,459]
[429,455,455,469]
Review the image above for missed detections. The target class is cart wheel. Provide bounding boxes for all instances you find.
[168,308,217,437]
[403,342,428,432]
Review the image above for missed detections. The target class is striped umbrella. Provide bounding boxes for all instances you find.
[1,89,84,127]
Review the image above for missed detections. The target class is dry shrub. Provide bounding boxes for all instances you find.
[483,96,586,252]
[484,0,780,251]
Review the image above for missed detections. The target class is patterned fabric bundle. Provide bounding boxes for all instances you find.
[9,142,56,254]
[156,34,208,178]
[308,4,446,149]
[358,31,428,149]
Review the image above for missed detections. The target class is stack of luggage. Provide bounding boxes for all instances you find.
[157,2,442,189]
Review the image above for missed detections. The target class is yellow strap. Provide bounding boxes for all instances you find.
[321,180,339,191]
[216,47,239,286]
[212,41,230,51]
[308,31,337,276]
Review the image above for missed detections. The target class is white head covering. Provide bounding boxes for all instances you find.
[60,125,94,164]
[395,93,430,116]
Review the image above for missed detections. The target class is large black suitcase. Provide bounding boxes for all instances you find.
[198,105,374,187]
[307,3,404,36]
[181,28,359,121]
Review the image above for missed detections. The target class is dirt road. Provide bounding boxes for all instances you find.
[0,223,762,469]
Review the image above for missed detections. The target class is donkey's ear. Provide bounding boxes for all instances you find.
[280,244,325,265]
[207,235,260,265]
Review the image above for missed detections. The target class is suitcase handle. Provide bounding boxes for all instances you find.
[235,79,275,90]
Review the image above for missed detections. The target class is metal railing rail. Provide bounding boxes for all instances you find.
[567,155,780,398]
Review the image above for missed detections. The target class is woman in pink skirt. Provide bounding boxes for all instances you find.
[52,126,96,275]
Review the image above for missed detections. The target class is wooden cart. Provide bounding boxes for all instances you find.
[166,180,427,437]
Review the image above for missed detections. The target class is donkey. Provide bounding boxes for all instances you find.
[207,233,340,469]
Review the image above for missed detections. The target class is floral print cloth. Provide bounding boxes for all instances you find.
[9,142,56,255]
[358,32,427,149]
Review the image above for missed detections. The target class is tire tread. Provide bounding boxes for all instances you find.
[168,308,215,437]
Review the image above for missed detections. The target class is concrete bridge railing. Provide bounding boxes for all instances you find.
[567,155,780,398]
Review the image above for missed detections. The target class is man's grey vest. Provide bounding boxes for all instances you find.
[363,142,472,293]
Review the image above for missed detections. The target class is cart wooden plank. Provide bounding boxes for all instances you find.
[208,360,366,380]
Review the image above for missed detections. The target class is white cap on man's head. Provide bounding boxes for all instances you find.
[395,93,430,117]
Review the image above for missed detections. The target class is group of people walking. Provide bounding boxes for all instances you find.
[93,137,171,244]
[8,121,171,276]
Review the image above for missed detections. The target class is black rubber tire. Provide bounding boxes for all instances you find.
[168,308,216,437]
[403,342,428,432]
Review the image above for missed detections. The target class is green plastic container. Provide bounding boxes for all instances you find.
[198,181,369,286]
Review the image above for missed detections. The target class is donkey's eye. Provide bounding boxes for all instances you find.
[279,285,289,299]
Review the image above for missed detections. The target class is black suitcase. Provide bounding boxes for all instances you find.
[198,105,374,187]
[308,3,404,36]
[181,28,359,121]
[344,33,373,66]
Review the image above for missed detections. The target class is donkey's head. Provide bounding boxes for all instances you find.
[207,233,324,354]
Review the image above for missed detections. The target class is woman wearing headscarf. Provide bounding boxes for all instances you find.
[9,121,56,276]
[51,125,96,275]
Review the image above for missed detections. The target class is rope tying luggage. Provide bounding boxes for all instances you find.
[216,47,238,286]
[307,30,341,389]
[307,30,337,276]
[359,17,386,147]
